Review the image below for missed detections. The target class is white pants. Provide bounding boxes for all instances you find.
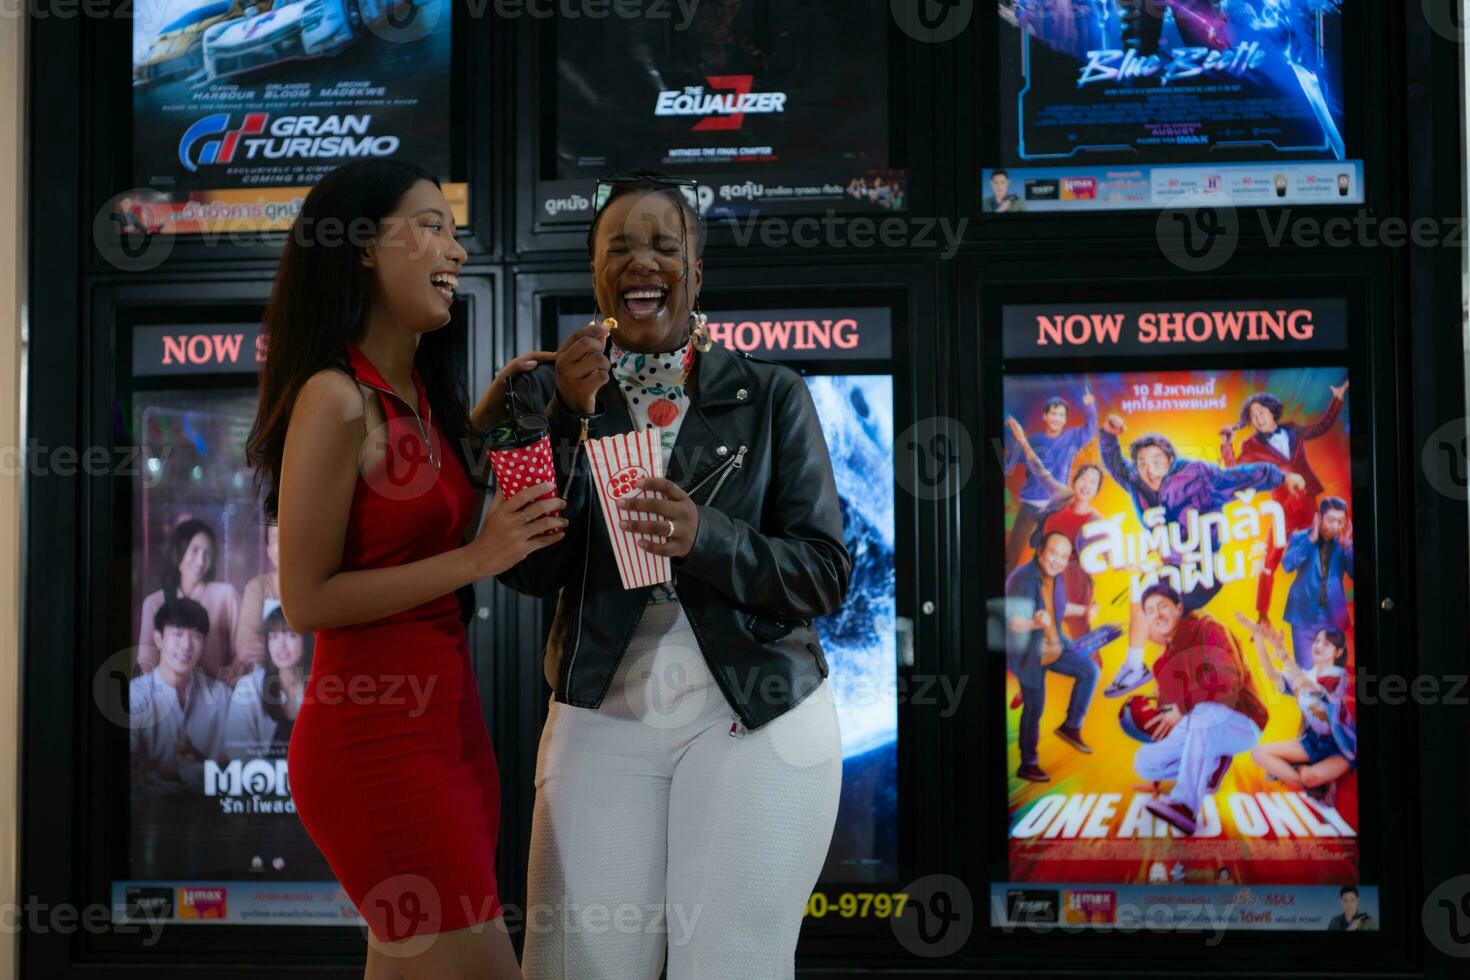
[1133,701,1262,812]
[522,599,843,980]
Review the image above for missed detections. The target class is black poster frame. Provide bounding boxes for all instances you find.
[955,254,1418,973]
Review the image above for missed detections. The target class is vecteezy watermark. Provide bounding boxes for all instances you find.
[1351,672,1470,707]
[464,0,702,30]
[1259,211,1469,250]
[891,874,973,957]
[98,647,440,734]
[0,0,120,20]
[95,649,153,733]
[1422,0,1470,42]
[707,666,969,719]
[1424,875,1470,957]
[1157,203,1470,274]
[890,0,974,44]
[92,196,477,272]
[0,441,171,485]
[365,0,443,45]
[991,890,1231,946]
[360,874,443,957]
[619,640,711,731]
[1156,191,1240,272]
[360,415,447,503]
[1422,417,1470,502]
[0,897,167,946]
[828,671,971,717]
[510,897,704,946]
[95,190,176,272]
[895,417,975,502]
[728,211,969,259]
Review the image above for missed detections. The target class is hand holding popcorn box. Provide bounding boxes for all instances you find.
[584,426,671,590]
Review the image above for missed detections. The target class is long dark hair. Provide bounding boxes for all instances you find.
[260,604,313,730]
[161,518,218,600]
[247,159,481,522]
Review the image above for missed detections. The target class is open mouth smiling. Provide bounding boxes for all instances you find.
[620,284,669,320]
[431,271,458,305]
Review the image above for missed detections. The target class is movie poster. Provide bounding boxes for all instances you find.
[557,307,899,882]
[988,0,1363,212]
[129,0,463,235]
[115,323,359,928]
[991,299,1379,932]
[806,373,898,883]
[543,0,904,223]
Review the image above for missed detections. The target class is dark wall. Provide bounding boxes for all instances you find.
[21,3,1470,977]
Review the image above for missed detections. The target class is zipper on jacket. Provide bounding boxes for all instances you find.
[675,441,753,730]
[564,416,592,694]
[684,443,747,500]
[703,445,747,506]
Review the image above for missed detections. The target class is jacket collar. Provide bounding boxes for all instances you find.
[344,342,430,419]
[682,339,756,407]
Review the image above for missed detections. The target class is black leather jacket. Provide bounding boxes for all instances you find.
[497,338,851,731]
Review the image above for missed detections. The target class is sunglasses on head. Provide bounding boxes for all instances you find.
[593,172,701,215]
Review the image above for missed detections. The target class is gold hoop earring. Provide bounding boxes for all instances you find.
[689,310,711,352]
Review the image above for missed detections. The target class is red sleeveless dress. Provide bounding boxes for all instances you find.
[287,343,502,942]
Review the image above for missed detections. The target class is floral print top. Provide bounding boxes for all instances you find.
[610,339,696,605]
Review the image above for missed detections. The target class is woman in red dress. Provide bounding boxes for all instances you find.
[247,160,567,979]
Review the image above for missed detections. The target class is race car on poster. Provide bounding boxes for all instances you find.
[133,0,247,86]
[200,0,432,82]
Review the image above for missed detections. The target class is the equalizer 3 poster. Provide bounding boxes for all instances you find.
[544,0,905,221]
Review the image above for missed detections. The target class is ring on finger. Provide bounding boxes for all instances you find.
[663,517,676,538]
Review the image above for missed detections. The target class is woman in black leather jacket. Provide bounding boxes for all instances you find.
[499,171,850,979]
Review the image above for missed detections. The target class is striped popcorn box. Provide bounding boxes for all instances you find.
[584,425,671,590]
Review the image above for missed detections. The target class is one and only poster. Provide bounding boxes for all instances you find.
[543,0,905,223]
[992,299,1378,932]
[129,0,463,235]
[988,0,1363,212]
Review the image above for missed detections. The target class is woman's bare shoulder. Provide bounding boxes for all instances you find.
[296,367,368,417]
[286,369,380,446]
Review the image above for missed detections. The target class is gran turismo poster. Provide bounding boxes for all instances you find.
[129,0,462,234]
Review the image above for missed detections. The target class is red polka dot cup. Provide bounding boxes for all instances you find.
[483,381,561,533]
